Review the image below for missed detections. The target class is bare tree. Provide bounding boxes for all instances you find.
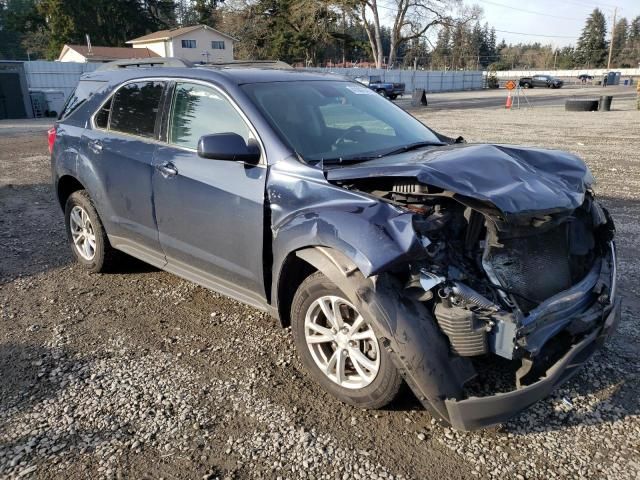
[355,0,479,68]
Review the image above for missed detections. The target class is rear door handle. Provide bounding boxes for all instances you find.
[88,139,103,154]
[157,162,178,177]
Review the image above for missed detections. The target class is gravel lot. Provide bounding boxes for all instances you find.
[1,96,639,480]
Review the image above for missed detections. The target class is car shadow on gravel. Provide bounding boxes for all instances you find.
[0,182,159,285]
[0,183,70,285]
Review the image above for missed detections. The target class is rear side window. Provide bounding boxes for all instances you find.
[109,81,164,138]
[59,80,106,120]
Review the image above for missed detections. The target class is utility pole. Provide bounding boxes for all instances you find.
[607,7,617,70]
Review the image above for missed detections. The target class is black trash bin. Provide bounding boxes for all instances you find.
[599,95,613,111]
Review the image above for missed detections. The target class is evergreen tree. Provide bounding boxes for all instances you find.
[0,0,36,59]
[487,26,497,62]
[193,0,224,27]
[611,17,628,67]
[630,16,640,41]
[575,8,608,68]
[619,15,640,68]
[431,26,451,69]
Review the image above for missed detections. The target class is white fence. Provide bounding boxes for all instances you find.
[492,68,640,79]
[23,61,99,98]
[23,61,99,114]
[20,62,484,108]
[303,68,484,93]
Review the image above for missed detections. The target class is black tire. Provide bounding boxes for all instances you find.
[389,94,397,100]
[522,82,531,89]
[376,89,388,98]
[291,271,402,409]
[64,190,116,273]
[565,99,599,112]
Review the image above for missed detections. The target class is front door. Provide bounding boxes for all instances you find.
[152,81,267,306]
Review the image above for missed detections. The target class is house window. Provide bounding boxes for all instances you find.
[211,41,225,50]
[181,39,196,48]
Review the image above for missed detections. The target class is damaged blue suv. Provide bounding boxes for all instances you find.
[50,59,619,430]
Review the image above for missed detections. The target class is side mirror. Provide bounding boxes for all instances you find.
[197,133,261,163]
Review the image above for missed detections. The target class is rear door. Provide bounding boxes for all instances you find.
[82,80,166,262]
[152,81,267,306]
[533,76,546,87]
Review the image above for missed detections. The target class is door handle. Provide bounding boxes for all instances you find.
[88,139,103,153]
[157,162,178,177]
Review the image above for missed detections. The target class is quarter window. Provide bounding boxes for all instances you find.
[211,41,225,50]
[181,39,196,48]
[109,81,164,138]
[169,82,251,150]
[94,97,111,129]
[59,80,106,120]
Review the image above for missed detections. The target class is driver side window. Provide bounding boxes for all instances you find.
[169,82,251,150]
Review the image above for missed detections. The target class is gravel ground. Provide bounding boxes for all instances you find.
[1,97,639,480]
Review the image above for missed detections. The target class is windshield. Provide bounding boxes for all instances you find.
[241,81,442,162]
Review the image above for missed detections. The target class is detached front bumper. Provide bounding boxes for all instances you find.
[444,298,620,430]
[443,242,620,431]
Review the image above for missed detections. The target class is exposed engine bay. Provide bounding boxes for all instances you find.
[335,176,616,392]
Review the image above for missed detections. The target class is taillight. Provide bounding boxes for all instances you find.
[47,126,56,154]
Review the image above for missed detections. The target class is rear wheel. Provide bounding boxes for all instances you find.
[291,272,402,408]
[376,89,388,98]
[64,190,116,273]
[522,82,531,89]
[389,94,397,100]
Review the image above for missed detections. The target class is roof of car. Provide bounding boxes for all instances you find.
[82,64,347,86]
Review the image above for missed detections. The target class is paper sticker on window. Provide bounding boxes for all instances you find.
[346,85,376,95]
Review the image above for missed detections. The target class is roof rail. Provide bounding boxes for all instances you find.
[199,60,293,70]
[96,57,193,71]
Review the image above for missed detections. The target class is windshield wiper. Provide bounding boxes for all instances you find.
[378,141,445,158]
[312,141,445,166]
[315,155,378,166]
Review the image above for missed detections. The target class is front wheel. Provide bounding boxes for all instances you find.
[376,89,388,98]
[522,83,531,89]
[291,272,402,409]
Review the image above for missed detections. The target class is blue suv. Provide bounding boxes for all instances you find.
[50,59,619,430]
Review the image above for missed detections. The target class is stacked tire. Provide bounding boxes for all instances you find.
[565,99,599,112]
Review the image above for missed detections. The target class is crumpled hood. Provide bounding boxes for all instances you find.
[325,144,594,216]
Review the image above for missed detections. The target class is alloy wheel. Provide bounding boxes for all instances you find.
[69,205,96,260]
[304,295,380,389]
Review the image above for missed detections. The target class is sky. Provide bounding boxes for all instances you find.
[467,0,640,48]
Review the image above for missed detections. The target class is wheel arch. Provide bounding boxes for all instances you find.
[275,249,319,327]
[56,175,86,209]
[275,246,362,328]
[278,245,470,426]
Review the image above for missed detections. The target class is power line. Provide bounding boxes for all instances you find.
[493,29,579,39]
[476,0,581,21]
[374,2,582,40]
[558,0,619,11]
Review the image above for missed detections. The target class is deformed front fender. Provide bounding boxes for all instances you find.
[268,158,425,282]
[296,246,470,424]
